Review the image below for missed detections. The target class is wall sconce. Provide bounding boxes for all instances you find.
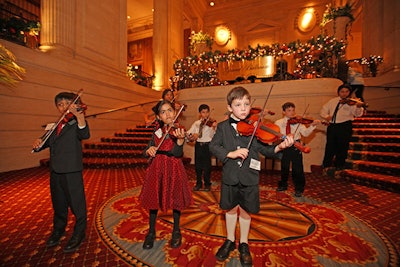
[295,8,318,33]
[214,25,231,46]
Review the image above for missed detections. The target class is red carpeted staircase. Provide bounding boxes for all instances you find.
[82,125,191,168]
[340,111,400,193]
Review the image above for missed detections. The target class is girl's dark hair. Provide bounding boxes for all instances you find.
[337,84,352,94]
[152,100,175,115]
[54,92,76,105]
[162,89,174,100]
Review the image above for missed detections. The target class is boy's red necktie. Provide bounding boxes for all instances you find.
[286,121,291,134]
[56,123,65,136]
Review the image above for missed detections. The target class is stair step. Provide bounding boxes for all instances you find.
[83,157,191,168]
[349,142,400,153]
[100,136,151,143]
[347,150,400,164]
[83,158,149,168]
[115,132,153,137]
[352,128,400,135]
[127,127,154,132]
[352,122,400,128]
[340,170,400,193]
[83,149,144,158]
[345,160,400,176]
[362,112,399,118]
[354,117,400,123]
[84,142,148,150]
[351,135,400,143]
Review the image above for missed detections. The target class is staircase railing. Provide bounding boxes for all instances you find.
[85,100,159,119]
[365,85,400,91]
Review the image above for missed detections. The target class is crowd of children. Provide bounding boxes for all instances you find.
[34,83,364,265]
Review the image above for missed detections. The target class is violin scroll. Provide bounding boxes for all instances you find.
[339,97,366,107]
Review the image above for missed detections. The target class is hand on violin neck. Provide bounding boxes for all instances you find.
[146,146,157,158]
[187,133,198,142]
[311,119,321,126]
[355,102,364,108]
[171,127,186,145]
[275,135,294,152]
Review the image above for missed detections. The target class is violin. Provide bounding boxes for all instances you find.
[200,117,217,127]
[63,102,87,123]
[163,123,186,137]
[288,115,329,126]
[250,107,275,116]
[32,89,84,153]
[152,105,185,155]
[237,114,311,153]
[339,97,366,107]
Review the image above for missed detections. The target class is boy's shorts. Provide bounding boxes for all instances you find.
[220,182,260,213]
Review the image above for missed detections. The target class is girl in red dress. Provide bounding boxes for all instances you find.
[139,100,193,250]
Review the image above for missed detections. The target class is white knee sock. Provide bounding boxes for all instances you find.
[225,212,238,242]
[239,216,251,244]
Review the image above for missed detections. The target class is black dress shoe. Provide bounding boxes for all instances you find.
[193,185,201,191]
[238,242,253,267]
[46,231,64,247]
[203,185,211,191]
[143,232,156,249]
[215,239,235,261]
[170,231,182,248]
[294,191,303,197]
[276,186,287,192]
[63,234,85,253]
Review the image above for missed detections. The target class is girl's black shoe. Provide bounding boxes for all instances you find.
[170,231,182,248]
[143,232,156,249]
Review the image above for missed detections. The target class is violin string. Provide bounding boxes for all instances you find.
[154,104,185,152]
[199,108,214,138]
[293,104,309,137]
[239,84,273,167]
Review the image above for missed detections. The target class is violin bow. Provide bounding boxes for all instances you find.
[292,104,309,136]
[239,84,274,167]
[32,89,84,153]
[154,104,186,153]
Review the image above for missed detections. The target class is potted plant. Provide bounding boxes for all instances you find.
[189,31,213,55]
[320,2,354,40]
[0,44,25,87]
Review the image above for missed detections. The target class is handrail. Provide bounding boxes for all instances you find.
[85,100,160,119]
[364,85,400,91]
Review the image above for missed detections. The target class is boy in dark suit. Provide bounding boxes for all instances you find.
[32,92,90,253]
[209,86,294,266]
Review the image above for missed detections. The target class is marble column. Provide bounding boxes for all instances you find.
[153,0,184,90]
[40,0,75,52]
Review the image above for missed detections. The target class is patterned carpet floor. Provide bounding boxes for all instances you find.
[0,165,399,266]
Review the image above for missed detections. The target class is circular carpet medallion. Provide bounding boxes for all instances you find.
[95,185,398,266]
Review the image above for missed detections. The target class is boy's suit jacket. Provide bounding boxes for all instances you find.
[210,119,280,186]
[41,119,90,173]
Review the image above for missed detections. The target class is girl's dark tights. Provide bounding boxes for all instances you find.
[173,209,181,232]
[149,209,158,234]
[149,209,181,233]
